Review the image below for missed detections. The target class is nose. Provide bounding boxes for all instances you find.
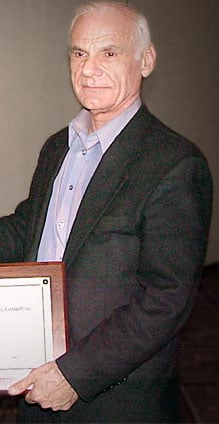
[82,55,102,77]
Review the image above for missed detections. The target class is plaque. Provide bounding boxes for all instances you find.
[0,262,68,393]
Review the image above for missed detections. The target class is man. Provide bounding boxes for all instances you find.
[3,1,212,423]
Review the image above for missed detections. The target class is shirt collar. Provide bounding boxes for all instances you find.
[68,97,141,154]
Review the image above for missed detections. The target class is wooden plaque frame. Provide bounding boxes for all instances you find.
[0,262,68,393]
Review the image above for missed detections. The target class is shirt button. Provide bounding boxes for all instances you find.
[69,184,73,190]
[82,149,87,155]
[58,221,64,228]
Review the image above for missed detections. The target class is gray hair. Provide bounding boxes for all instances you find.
[68,1,151,59]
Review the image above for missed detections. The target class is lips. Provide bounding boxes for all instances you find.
[83,85,108,89]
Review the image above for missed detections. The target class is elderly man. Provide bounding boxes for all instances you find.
[4,1,212,423]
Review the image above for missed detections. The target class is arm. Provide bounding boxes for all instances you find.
[0,199,29,262]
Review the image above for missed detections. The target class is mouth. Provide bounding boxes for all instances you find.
[83,86,109,90]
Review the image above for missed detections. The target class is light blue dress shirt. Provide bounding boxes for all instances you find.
[37,98,141,261]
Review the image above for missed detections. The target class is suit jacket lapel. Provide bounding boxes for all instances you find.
[63,139,129,269]
[63,105,151,269]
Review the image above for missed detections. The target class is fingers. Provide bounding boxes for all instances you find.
[24,390,37,405]
[8,362,79,412]
[25,388,50,409]
[25,385,76,411]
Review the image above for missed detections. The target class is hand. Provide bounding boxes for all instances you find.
[8,361,79,411]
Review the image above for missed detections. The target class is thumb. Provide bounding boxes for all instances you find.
[8,372,34,396]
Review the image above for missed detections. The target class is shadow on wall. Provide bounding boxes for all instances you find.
[179,263,219,423]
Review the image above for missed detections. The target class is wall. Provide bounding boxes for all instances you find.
[0,0,80,212]
[134,0,219,263]
[0,0,218,263]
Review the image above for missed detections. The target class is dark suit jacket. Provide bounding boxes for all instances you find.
[0,106,213,423]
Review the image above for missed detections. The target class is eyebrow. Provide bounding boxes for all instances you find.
[70,46,85,52]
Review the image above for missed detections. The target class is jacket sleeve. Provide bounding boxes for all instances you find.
[56,155,213,401]
[0,199,29,263]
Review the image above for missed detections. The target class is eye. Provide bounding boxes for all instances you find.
[70,48,87,58]
[105,51,116,57]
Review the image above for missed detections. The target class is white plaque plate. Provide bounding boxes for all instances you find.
[0,277,53,391]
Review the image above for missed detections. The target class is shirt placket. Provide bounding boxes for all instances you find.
[55,133,100,256]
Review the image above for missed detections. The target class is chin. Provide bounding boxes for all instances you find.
[84,102,109,111]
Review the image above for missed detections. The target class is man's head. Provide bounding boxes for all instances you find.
[69,1,156,127]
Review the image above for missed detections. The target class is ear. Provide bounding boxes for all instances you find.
[141,44,156,78]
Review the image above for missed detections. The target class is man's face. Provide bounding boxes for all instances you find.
[69,10,144,122]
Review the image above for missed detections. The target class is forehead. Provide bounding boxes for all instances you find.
[71,10,135,47]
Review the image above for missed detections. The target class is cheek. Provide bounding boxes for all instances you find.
[125,66,142,90]
[103,62,124,83]
[114,63,134,85]
[115,72,130,92]
[70,69,80,92]
[106,69,126,90]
